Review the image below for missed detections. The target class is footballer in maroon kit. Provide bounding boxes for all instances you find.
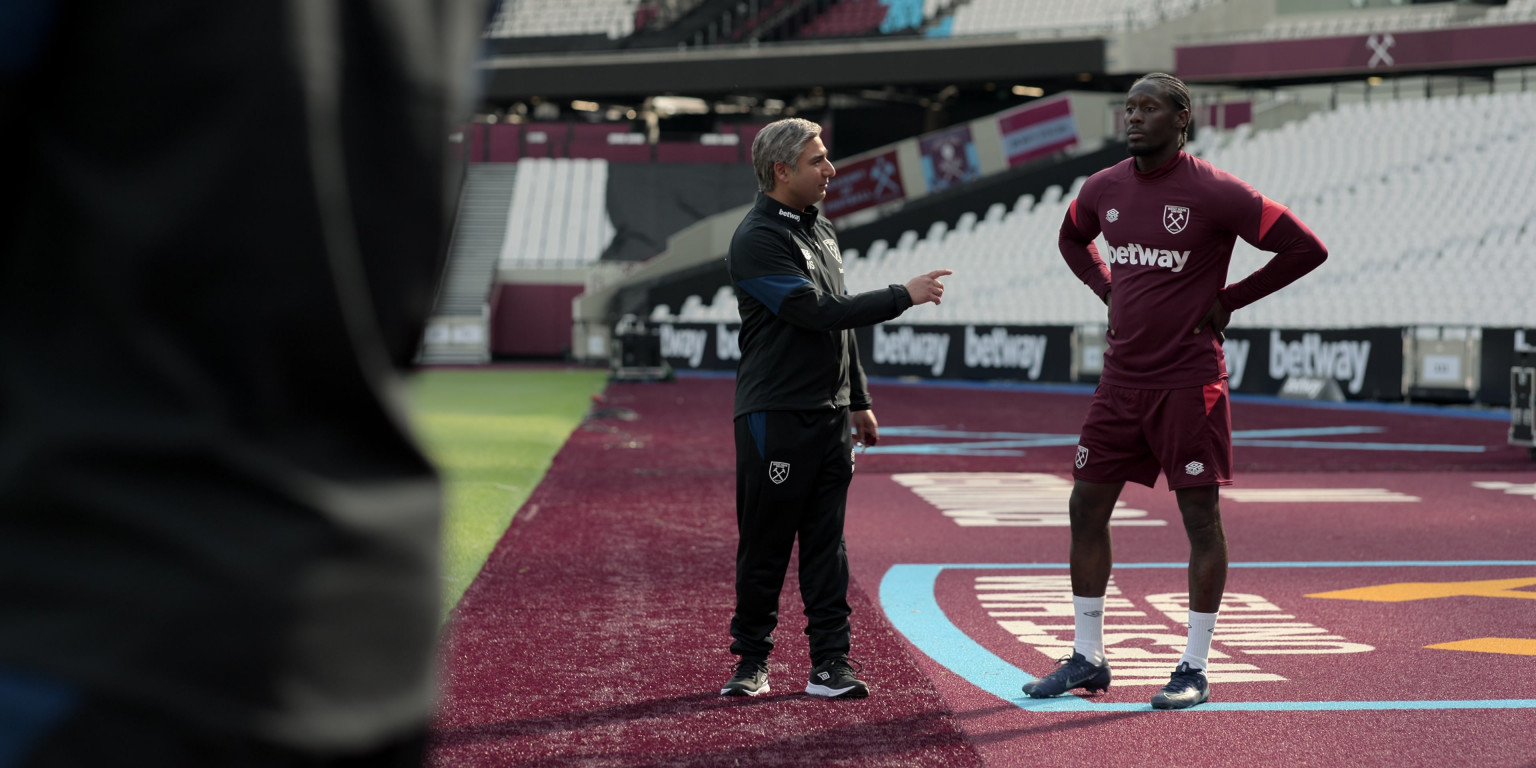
[1021,73,1328,709]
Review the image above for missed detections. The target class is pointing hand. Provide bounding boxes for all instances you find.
[906,269,953,306]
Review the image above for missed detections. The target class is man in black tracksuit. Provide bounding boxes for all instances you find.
[720,118,951,699]
[0,3,482,763]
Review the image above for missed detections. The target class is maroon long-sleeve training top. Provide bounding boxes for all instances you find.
[1060,150,1328,389]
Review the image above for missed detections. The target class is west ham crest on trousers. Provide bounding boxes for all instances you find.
[769,461,790,484]
[1163,205,1190,234]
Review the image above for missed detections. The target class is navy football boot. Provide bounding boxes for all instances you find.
[1150,662,1210,709]
[1021,653,1112,698]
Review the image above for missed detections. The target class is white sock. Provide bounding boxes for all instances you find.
[1180,610,1219,671]
[1072,595,1106,665]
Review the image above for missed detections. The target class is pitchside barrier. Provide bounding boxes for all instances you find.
[642,321,1536,408]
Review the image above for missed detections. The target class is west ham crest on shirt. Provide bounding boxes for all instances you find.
[1163,205,1190,234]
[823,238,842,264]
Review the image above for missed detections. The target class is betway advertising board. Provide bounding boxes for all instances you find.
[1219,328,1402,401]
[653,322,742,371]
[652,321,1404,400]
[854,324,1073,382]
[651,322,1073,383]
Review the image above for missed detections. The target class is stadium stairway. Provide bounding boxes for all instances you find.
[418,164,519,365]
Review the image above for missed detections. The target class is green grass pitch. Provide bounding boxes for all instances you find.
[407,368,609,618]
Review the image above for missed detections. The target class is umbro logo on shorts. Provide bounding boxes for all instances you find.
[1075,445,1089,469]
[769,461,790,484]
[1185,461,1205,475]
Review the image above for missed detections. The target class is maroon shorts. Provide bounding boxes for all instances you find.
[1072,379,1233,490]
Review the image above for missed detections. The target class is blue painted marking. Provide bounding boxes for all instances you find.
[880,562,1536,712]
[871,424,1484,455]
[879,427,1074,439]
[1233,426,1383,438]
[914,561,1536,570]
[672,370,1513,422]
[865,447,1025,457]
[869,437,1076,452]
[882,425,1388,440]
[673,369,736,380]
[880,565,1098,711]
[869,377,1097,395]
[1233,438,1485,453]
[1229,393,1513,421]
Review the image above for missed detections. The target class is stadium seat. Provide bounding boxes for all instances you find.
[842,88,1536,328]
[947,0,1225,39]
[500,157,617,267]
[486,0,640,39]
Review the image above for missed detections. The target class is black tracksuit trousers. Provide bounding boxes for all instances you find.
[730,408,855,665]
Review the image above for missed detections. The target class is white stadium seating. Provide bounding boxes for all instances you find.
[667,89,1536,329]
[500,158,617,267]
[1477,0,1536,25]
[948,0,1228,38]
[486,0,640,39]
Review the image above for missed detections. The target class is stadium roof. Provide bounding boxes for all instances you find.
[480,35,1106,102]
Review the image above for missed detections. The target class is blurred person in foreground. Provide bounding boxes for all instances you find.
[0,1,485,764]
[720,118,951,700]
[1024,73,1327,709]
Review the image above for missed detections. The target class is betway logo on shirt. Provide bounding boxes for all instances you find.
[1105,242,1190,273]
[777,208,800,222]
[1268,330,1372,394]
[873,325,950,376]
[964,326,1047,380]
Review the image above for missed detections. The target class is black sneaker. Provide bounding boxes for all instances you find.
[805,657,868,699]
[1150,662,1209,709]
[720,657,769,697]
[1021,652,1112,698]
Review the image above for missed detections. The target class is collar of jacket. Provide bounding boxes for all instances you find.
[755,192,819,232]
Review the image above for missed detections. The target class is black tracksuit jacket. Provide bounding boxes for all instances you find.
[727,193,912,418]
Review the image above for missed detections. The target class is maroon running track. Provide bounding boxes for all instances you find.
[428,375,1536,767]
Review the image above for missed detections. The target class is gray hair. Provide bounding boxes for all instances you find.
[751,118,822,193]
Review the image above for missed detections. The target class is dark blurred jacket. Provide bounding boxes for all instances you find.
[0,0,485,750]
